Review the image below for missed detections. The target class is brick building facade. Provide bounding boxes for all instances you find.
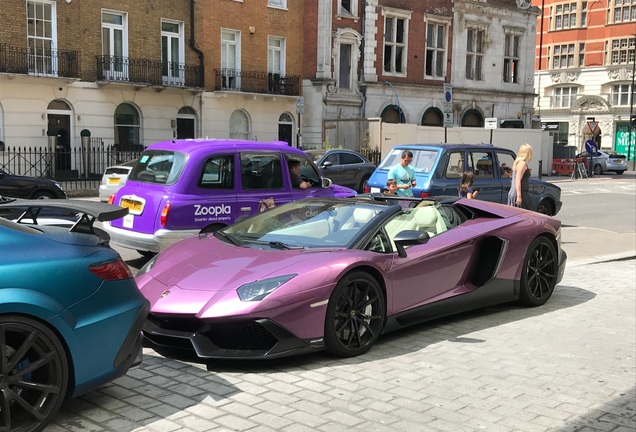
[0,0,304,179]
[533,0,635,160]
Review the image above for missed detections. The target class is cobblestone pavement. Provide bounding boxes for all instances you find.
[48,257,636,432]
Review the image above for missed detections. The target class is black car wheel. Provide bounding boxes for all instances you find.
[357,175,370,194]
[615,170,625,175]
[593,164,603,175]
[0,315,69,432]
[324,271,385,357]
[31,191,55,200]
[519,237,557,307]
[535,199,554,216]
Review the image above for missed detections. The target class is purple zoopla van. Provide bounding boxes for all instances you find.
[103,139,355,255]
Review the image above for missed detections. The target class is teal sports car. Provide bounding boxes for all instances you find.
[0,198,149,432]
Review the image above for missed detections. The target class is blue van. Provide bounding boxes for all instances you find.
[365,144,562,215]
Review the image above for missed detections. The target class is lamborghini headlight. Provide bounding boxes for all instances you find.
[237,274,297,302]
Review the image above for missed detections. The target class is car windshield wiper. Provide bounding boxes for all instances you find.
[213,230,241,246]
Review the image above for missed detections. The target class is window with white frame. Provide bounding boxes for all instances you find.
[425,21,448,79]
[334,29,361,92]
[268,36,286,93]
[383,11,409,75]
[338,44,353,89]
[611,84,633,106]
[102,11,128,80]
[268,36,285,76]
[339,0,358,16]
[609,38,635,65]
[221,29,240,89]
[268,0,286,8]
[466,28,484,81]
[114,103,141,145]
[27,1,56,76]
[552,87,578,108]
[503,32,520,83]
[611,0,636,23]
[553,2,588,29]
[229,110,251,140]
[161,20,184,85]
[552,43,575,68]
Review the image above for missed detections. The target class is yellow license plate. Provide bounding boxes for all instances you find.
[108,178,121,185]
[121,199,143,213]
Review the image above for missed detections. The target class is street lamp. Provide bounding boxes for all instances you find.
[383,80,404,123]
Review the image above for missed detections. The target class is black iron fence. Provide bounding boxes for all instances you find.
[0,140,144,196]
[214,69,300,96]
[0,43,79,78]
[96,55,203,88]
[360,147,382,166]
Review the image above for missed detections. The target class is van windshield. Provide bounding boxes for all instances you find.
[128,150,187,185]
[378,149,439,174]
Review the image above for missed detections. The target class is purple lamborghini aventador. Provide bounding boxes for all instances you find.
[136,195,567,360]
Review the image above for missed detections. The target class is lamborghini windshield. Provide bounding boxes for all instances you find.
[220,199,388,248]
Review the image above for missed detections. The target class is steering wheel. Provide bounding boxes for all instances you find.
[301,175,317,185]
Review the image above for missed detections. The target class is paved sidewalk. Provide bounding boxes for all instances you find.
[50,259,636,432]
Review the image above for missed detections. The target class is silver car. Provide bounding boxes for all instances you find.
[98,159,138,202]
[576,150,627,175]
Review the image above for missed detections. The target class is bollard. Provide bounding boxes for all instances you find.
[539,160,542,180]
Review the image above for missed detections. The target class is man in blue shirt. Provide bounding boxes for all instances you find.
[388,150,416,197]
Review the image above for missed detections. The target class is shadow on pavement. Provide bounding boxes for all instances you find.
[199,283,596,373]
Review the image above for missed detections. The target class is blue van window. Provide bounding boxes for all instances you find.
[199,155,234,189]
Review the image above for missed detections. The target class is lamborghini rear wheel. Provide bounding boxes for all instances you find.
[324,271,385,357]
[519,237,557,307]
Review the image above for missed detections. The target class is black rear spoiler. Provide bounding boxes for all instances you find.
[0,198,128,242]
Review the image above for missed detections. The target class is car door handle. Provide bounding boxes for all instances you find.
[240,207,251,212]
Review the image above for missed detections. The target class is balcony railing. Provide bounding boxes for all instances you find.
[0,43,79,78]
[214,69,300,96]
[96,55,203,88]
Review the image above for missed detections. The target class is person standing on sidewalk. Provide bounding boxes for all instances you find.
[507,143,533,209]
[388,150,416,197]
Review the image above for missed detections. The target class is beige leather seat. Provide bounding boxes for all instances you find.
[413,207,438,237]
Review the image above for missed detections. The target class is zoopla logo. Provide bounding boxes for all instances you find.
[194,204,231,216]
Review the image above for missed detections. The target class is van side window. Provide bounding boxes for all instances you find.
[199,155,234,189]
[445,152,464,179]
[240,153,284,190]
[468,151,495,178]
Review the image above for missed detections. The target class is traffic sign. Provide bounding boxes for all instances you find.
[444,111,454,128]
[443,83,453,113]
[485,118,498,129]
[587,121,598,134]
[585,140,597,154]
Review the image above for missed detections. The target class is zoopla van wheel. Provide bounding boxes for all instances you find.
[324,271,385,357]
[519,237,558,307]
[0,315,69,432]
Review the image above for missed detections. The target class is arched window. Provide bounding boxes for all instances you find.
[421,108,443,127]
[381,104,405,124]
[114,103,141,146]
[461,109,483,127]
[229,110,251,140]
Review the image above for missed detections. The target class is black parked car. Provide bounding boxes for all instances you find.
[306,149,376,193]
[0,169,67,199]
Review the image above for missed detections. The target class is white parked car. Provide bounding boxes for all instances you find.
[98,159,138,202]
[576,150,627,175]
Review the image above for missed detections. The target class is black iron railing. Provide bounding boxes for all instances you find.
[0,43,79,78]
[96,55,203,88]
[214,69,300,96]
